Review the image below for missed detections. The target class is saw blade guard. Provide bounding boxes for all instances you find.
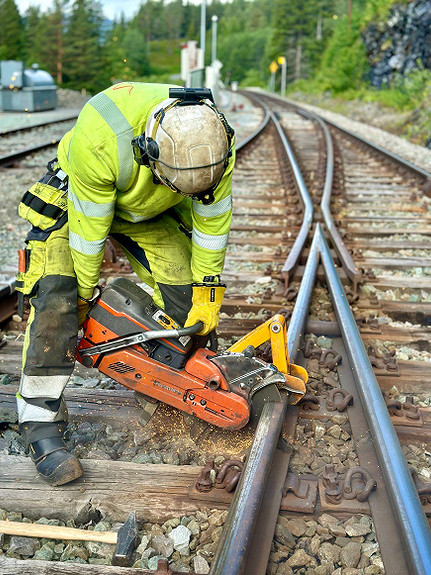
[226,314,308,405]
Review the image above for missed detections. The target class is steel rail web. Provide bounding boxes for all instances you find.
[317,224,431,575]
[210,164,318,574]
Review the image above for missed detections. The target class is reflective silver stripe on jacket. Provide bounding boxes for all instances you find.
[192,228,229,250]
[89,92,134,191]
[17,396,67,424]
[69,186,115,219]
[19,373,69,399]
[69,231,106,255]
[192,194,232,218]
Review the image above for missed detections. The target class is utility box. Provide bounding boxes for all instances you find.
[0,61,57,112]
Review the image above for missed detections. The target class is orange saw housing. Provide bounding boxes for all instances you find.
[77,278,307,430]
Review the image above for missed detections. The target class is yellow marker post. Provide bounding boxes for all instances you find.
[277,56,287,97]
[269,61,278,92]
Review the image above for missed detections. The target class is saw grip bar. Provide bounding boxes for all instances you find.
[80,322,204,357]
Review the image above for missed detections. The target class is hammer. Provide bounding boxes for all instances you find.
[0,510,139,566]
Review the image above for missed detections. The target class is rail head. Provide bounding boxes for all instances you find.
[268,111,313,286]
[235,92,271,153]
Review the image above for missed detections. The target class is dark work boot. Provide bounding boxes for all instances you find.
[22,422,83,486]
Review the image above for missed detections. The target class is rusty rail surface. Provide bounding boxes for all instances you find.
[309,109,362,292]
[317,224,431,575]
[272,112,313,287]
[210,229,320,575]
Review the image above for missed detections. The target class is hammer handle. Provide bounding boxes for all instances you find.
[0,520,117,544]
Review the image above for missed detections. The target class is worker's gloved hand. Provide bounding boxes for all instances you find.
[77,298,90,329]
[185,282,226,335]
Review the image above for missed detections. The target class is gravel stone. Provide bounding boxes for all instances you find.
[275,519,296,548]
[345,518,372,537]
[136,535,150,555]
[151,534,174,558]
[286,548,314,567]
[33,545,55,561]
[314,565,332,575]
[317,542,341,563]
[188,519,200,535]
[142,546,156,560]
[194,554,210,574]
[85,541,113,559]
[365,566,384,574]
[339,541,362,568]
[60,544,89,561]
[9,536,40,557]
[148,555,162,569]
[276,563,294,574]
[208,510,227,527]
[362,541,380,557]
[170,561,190,572]
[316,336,332,349]
[283,517,307,537]
[169,525,191,552]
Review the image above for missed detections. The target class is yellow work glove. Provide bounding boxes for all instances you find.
[77,298,90,329]
[184,283,226,335]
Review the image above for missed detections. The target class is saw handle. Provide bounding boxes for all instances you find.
[177,321,204,337]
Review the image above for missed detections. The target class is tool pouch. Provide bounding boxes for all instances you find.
[18,158,68,232]
[16,159,69,316]
[15,242,46,316]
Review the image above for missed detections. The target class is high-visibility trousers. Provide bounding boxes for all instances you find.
[16,164,193,439]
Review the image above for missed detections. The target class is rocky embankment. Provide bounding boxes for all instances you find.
[362,0,431,88]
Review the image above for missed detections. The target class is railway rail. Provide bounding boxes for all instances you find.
[0,91,430,574]
[0,115,78,167]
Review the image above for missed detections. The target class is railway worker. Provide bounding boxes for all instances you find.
[15,84,235,486]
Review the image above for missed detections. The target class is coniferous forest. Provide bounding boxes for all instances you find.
[0,0,430,145]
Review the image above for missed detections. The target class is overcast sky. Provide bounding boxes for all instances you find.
[16,0,195,21]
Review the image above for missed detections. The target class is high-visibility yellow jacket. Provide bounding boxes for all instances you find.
[57,82,234,300]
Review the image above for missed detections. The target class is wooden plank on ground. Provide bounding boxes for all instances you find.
[0,340,97,379]
[0,557,180,575]
[377,360,431,393]
[0,456,214,523]
[0,384,142,426]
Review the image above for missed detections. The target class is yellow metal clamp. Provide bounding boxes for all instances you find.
[227,314,307,404]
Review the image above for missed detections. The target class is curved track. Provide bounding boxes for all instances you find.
[0,92,430,575]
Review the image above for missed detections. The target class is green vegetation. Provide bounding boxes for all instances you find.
[0,0,429,145]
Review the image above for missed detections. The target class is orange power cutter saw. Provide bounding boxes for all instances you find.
[77,278,307,430]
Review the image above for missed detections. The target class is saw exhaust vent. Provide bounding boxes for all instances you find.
[108,361,135,374]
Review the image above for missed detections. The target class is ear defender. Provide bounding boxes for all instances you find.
[131,135,160,167]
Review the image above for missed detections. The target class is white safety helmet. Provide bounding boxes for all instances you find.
[132,88,234,204]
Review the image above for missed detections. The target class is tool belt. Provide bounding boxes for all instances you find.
[16,159,70,313]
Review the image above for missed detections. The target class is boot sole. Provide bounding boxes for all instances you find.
[39,457,83,487]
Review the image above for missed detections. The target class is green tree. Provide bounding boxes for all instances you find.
[316,14,368,91]
[35,1,67,84]
[63,0,109,92]
[121,27,151,77]
[0,0,24,60]
[268,0,318,81]
[23,6,45,67]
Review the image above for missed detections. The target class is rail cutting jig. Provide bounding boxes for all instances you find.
[77,278,307,429]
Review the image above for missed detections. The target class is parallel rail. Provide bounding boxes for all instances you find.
[0,91,431,575]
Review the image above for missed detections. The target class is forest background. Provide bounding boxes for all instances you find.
[0,0,430,146]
